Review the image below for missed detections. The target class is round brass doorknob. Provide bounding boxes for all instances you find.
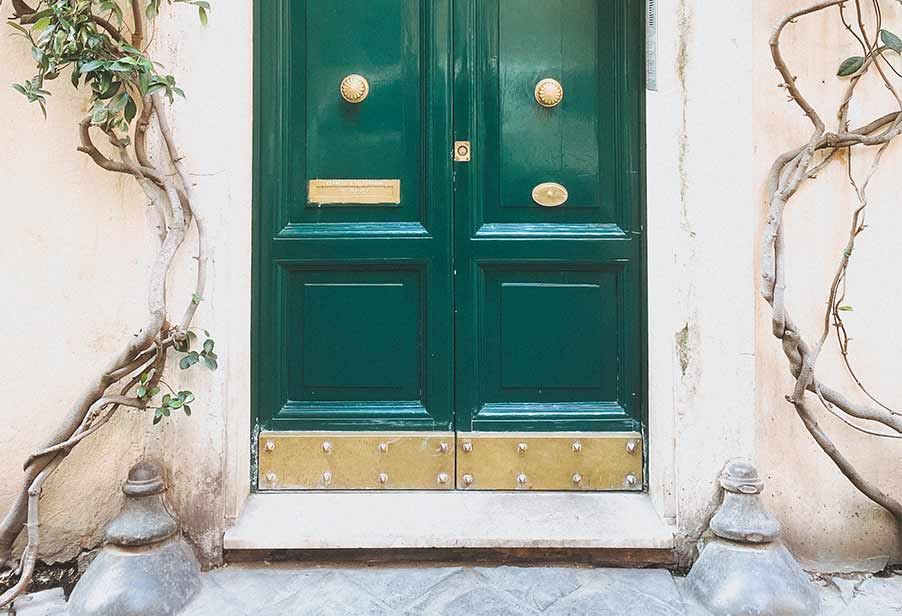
[340,74,370,103]
[535,78,563,108]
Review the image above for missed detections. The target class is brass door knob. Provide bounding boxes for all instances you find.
[535,78,563,108]
[340,74,370,103]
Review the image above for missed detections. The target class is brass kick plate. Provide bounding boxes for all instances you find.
[456,433,643,491]
[258,432,454,490]
[308,179,401,205]
[259,432,643,491]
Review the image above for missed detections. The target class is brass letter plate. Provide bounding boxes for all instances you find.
[457,432,643,491]
[308,179,401,205]
[259,432,454,490]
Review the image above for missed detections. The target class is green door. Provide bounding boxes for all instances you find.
[255,0,645,491]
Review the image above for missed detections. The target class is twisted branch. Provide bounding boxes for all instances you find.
[764,0,902,553]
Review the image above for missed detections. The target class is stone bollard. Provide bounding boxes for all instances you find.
[686,460,819,616]
[68,460,202,616]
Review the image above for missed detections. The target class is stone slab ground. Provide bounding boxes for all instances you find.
[4,565,901,615]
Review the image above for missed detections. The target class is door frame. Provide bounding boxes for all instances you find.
[249,0,648,493]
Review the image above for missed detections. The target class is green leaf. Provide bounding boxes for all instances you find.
[837,56,865,77]
[148,387,161,397]
[191,293,204,305]
[31,16,52,34]
[80,60,106,74]
[162,393,171,405]
[837,305,854,312]
[179,351,200,370]
[137,385,148,398]
[198,6,208,26]
[183,405,192,416]
[881,29,902,54]
[203,338,215,354]
[202,355,219,371]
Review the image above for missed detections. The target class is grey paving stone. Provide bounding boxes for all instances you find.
[204,564,330,612]
[180,580,251,616]
[548,569,684,616]
[3,588,66,616]
[403,569,542,616]
[840,574,902,616]
[338,566,461,609]
[261,571,395,616]
[473,566,583,611]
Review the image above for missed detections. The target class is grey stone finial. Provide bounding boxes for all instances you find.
[68,459,202,616]
[686,459,819,616]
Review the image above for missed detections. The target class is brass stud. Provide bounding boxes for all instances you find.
[517,473,528,485]
[517,442,528,454]
[625,474,638,488]
[463,473,474,486]
[322,441,333,454]
[626,440,639,454]
[572,473,583,485]
[437,473,450,484]
[439,442,450,453]
[379,443,389,453]
[572,442,582,453]
[263,440,276,452]
[322,471,332,484]
[378,472,389,484]
[264,472,277,483]
[462,442,473,453]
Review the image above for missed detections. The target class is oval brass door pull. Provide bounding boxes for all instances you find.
[340,74,370,103]
[535,78,564,108]
[532,182,569,207]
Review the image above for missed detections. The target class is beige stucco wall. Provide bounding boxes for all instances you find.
[0,1,252,565]
[753,1,902,570]
[0,0,898,571]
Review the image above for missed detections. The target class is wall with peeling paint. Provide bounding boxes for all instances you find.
[0,0,899,571]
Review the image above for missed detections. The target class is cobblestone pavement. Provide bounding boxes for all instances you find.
[6,564,902,615]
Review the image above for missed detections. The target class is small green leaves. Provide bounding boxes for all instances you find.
[7,0,211,124]
[151,390,195,425]
[191,293,204,305]
[179,351,201,370]
[881,29,902,54]
[837,56,865,77]
[173,0,211,26]
[837,305,854,312]
[12,78,50,117]
[176,330,219,371]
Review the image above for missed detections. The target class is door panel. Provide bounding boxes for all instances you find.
[454,0,644,434]
[256,0,453,435]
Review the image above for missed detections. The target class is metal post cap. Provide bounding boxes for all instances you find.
[122,460,167,497]
[720,459,764,495]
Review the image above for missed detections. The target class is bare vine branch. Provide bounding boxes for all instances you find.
[764,0,902,554]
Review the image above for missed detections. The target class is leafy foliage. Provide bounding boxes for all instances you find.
[6,0,208,126]
[176,330,219,371]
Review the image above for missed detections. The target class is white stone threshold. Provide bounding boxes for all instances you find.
[224,492,674,551]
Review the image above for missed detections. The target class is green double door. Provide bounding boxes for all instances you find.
[255,0,645,491]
